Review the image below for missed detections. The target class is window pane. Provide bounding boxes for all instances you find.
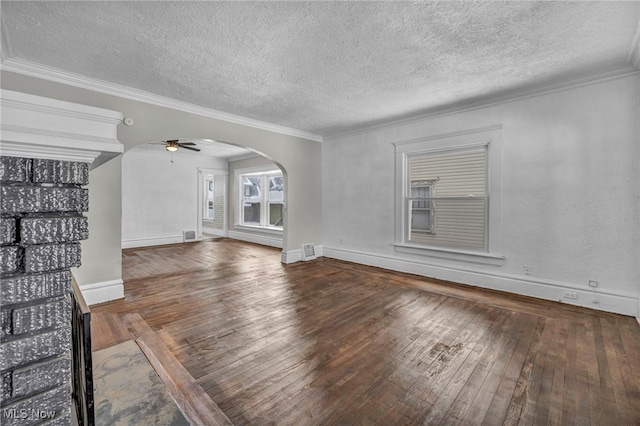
[268,175,284,227]
[407,147,487,249]
[205,178,215,220]
[269,175,284,202]
[410,201,433,233]
[409,148,486,196]
[409,197,486,249]
[269,204,283,226]
[242,176,261,225]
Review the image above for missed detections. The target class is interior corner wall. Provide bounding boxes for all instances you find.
[121,149,227,248]
[70,156,124,304]
[323,73,640,317]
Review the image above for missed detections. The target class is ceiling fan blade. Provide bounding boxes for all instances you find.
[181,145,201,152]
[178,142,197,146]
[150,142,168,145]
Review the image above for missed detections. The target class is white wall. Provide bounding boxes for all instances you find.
[71,153,125,304]
[122,148,227,248]
[323,74,640,317]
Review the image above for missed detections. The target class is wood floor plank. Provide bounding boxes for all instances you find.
[517,318,556,425]
[480,314,543,425]
[414,306,511,424]
[494,316,546,425]
[546,320,569,425]
[282,294,454,425]
[324,300,487,424]
[456,312,529,425]
[276,295,463,425]
[528,319,559,425]
[438,310,516,425]
[90,239,640,425]
[598,315,636,422]
[583,316,605,425]
[560,322,579,425]
[90,312,134,351]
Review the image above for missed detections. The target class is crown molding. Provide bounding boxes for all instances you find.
[0,57,324,143]
[326,66,639,141]
[628,20,640,70]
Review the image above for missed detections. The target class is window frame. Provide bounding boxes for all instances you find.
[393,125,505,264]
[408,179,436,236]
[197,168,228,239]
[204,177,215,220]
[237,167,284,231]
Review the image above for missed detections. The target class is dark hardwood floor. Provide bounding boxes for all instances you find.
[91,238,640,425]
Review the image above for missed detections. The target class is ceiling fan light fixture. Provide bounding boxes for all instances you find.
[166,145,178,152]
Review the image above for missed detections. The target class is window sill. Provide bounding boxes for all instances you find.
[393,243,505,266]
[234,224,283,236]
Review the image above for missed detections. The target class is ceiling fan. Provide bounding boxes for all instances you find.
[156,139,201,152]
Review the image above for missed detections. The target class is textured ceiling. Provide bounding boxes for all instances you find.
[2,1,639,138]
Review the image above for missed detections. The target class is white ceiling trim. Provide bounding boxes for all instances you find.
[326,66,639,141]
[0,57,324,143]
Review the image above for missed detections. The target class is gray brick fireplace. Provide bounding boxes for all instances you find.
[0,89,123,425]
[1,156,90,425]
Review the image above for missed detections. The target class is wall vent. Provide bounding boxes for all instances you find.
[183,230,196,242]
[301,243,317,261]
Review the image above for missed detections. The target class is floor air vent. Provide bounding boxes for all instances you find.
[183,230,196,242]
[301,244,317,261]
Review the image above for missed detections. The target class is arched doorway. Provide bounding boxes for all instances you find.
[121,138,288,251]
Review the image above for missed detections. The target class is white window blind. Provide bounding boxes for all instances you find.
[407,146,487,249]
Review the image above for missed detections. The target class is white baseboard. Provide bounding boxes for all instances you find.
[323,246,639,317]
[122,235,184,249]
[79,279,124,306]
[202,228,226,238]
[281,249,301,264]
[227,230,283,248]
[281,245,323,264]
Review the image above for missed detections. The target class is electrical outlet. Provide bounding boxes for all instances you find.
[563,291,578,300]
[523,264,531,275]
[588,280,598,288]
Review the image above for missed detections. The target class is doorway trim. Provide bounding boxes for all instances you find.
[197,168,229,239]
